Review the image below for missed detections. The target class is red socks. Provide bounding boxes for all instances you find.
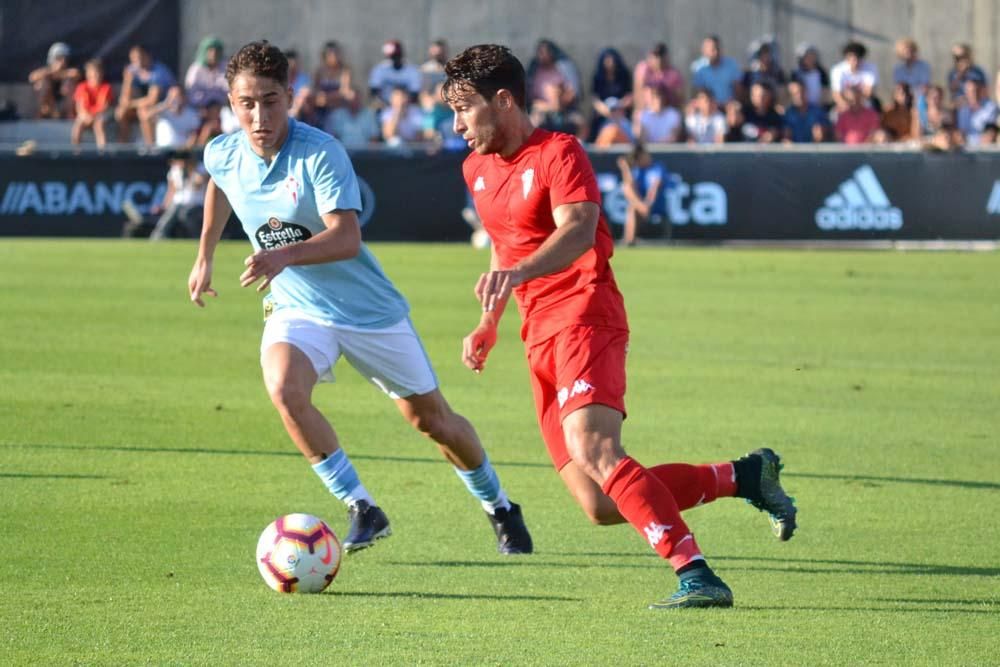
[648,462,736,511]
[601,456,704,571]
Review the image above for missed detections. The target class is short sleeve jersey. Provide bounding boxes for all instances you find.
[203,118,408,328]
[463,129,627,345]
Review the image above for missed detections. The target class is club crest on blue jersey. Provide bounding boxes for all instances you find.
[256,216,313,249]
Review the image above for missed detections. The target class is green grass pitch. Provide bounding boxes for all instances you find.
[2,240,998,665]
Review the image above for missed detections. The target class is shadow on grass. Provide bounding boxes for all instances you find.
[547,552,1000,577]
[388,559,660,571]
[0,472,108,480]
[785,471,1000,490]
[5,442,550,468]
[332,590,581,602]
[874,597,998,606]
[737,604,997,616]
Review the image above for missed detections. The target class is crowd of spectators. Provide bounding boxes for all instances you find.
[21,34,1000,152]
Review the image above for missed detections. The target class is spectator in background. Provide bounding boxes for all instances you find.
[743,41,786,95]
[71,59,112,149]
[634,85,681,143]
[830,41,878,111]
[980,123,998,145]
[684,88,726,144]
[924,123,964,152]
[325,95,380,149]
[723,99,749,142]
[835,86,880,144]
[690,35,743,105]
[593,97,634,147]
[150,151,206,240]
[947,43,987,102]
[956,78,999,146]
[791,43,830,108]
[530,78,585,136]
[422,81,466,151]
[589,47,633,141]
[154,86,202,149]
[527,39,582,101]
[912,84,952,139]
[369,40,421,110]
[527,39,579,117]
[29,42,80,119]
[380,85,425,146]
[782,79,828,143]
[420,39,449,95]
[184,36,228,108]
[284,49,316,123]
[314,41,356,121]
[116,45,176,144]
[632,43,684,110]
[892,38,930,95]
[742,81,783,143]
[616,143,667,246]
[880,83,914,142]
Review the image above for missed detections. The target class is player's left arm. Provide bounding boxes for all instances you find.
[478,138,601,312]
[479,200,598,312]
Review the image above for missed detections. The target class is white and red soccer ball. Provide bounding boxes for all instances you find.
[256,514,341,593]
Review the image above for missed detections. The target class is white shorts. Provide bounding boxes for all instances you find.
[260,308,438,399]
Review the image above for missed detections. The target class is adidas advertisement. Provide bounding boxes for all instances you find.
[986,180,1000,215]
[814,165,903,231]
[4,151,999,240]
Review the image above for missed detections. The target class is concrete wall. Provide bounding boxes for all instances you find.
[180,0,995,102]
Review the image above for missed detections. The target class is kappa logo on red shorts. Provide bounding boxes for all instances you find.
[557,379,594,407]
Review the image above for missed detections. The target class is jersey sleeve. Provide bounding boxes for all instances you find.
[201,135,224,181]
[545,136,601,209]
[309,139,363,215]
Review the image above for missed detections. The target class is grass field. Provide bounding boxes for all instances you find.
[2,240,998,666]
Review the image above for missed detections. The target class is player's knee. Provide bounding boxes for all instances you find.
[409,409,450,442]
[579,501,620,526]
[565,437,602,480]
[266,380,311,418]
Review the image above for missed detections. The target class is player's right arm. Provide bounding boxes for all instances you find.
[462,245,507,373]
[188,178,232,307]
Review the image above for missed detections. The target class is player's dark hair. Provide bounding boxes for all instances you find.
[226,40,288,87]
[443,44,526,110]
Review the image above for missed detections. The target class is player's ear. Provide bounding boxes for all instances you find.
[495,89,513,111]
[287,86,294,109]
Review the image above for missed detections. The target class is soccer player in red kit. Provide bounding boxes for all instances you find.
[443,44,797,609]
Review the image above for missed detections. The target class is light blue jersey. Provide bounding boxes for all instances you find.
[204,118,408,328]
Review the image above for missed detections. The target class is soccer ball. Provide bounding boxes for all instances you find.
[256,513,342,593]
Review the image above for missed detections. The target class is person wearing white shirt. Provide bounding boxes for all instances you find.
[830,41,878,109]
[154,86,201,148]
[634,85,680,143]
[685,88,726,144]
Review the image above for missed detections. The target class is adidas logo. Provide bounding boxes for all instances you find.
[815,165,903,231]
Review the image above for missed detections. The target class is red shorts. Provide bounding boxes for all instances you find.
[526,325,628,470]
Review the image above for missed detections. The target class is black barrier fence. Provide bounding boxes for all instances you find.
[2,148,1000,241]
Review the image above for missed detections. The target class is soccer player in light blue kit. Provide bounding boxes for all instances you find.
[187,41,532,554]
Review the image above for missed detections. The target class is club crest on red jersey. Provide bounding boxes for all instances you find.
[521,169,534,198]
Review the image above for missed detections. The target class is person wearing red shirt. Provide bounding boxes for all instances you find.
[444,44,798,609]
[72,59,113,148]
[835,86,881,144]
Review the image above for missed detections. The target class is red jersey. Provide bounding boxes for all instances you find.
[73,81,113,116]
[463,128,627,345]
